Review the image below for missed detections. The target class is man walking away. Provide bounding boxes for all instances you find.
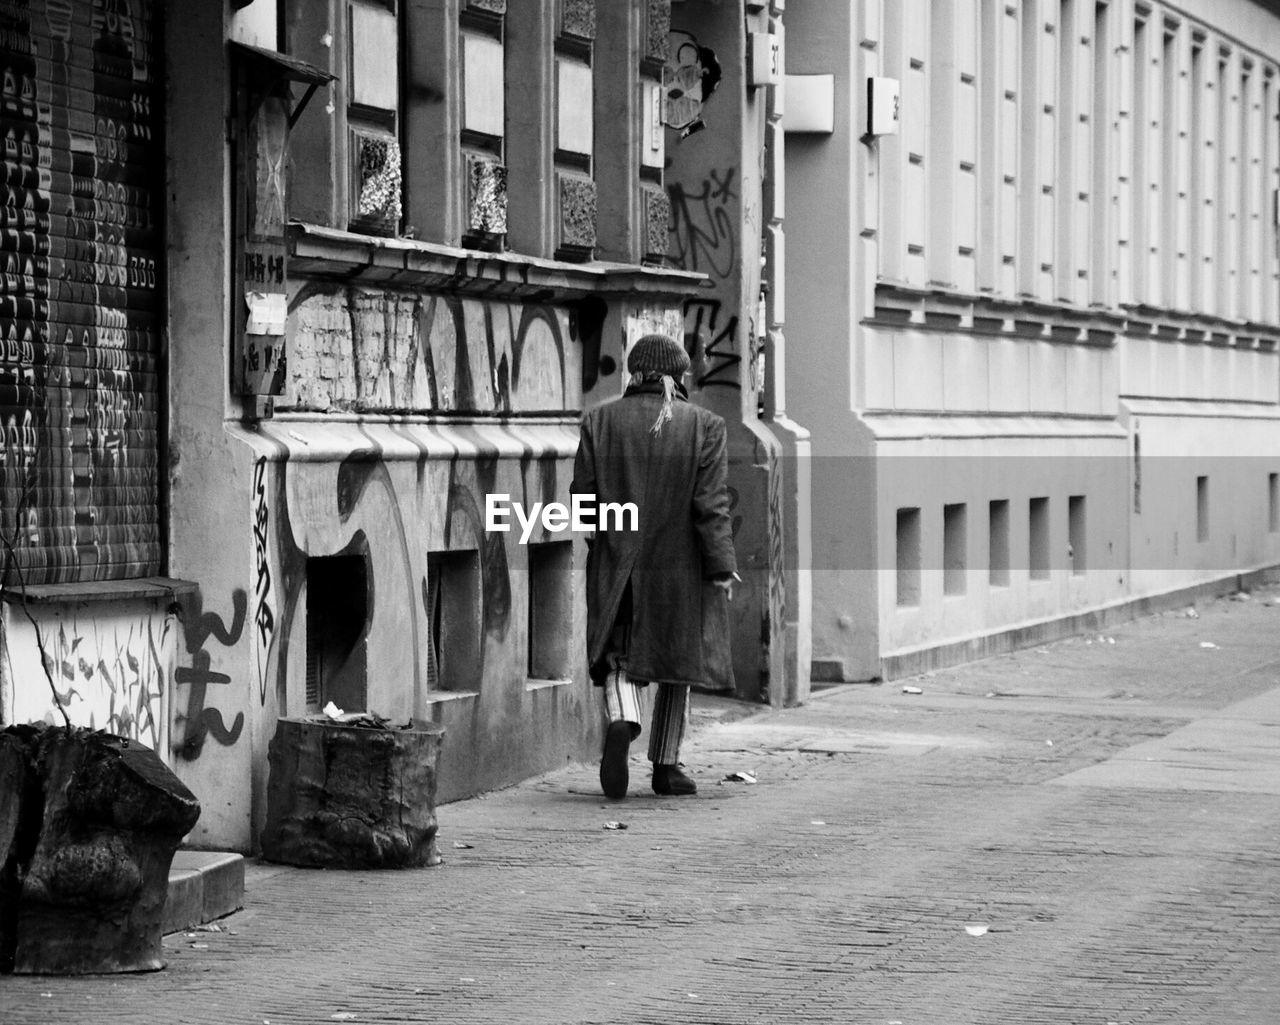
[572,333,738,799]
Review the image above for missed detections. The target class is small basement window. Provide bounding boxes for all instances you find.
[528,540,573,679]
[896,507,921,607]
[943,503,967,596]
[1029,497,1050,580]
[426,549,483,693]
[1196,476,1209,543]
[989,499,1010,587]
[306,554,369,713]
[1068,495,1087,574]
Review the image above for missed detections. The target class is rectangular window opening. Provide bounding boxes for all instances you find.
[896,507,922,607]
[1068,494,1087,574]
[1161,26,1178,305]
[1091,1,1111,304]
[426,549,483,692]
[1132,14,1149,299]
[528,540,573,680]
[1196,475,1210,542]
[943,503,968,596]
[1029,496,1051,580]
[306,554,370,713]
[1269,472,1279,533]
[989,499,1011,587]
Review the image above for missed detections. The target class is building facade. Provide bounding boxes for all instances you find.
[786,0,1280,681]
[0,0,809,853]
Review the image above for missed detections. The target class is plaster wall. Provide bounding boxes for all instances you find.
[873,431,1131,657]
[781,0,876,682]
[162,0,258,850]
[1,598,179,757]
[1125,407,1280,597]
[665,1,788,702]
[781,0,1280,679]
[237,417,597,836]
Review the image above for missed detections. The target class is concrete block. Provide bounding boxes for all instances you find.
[162,870,203,936]
[165,851,246,934]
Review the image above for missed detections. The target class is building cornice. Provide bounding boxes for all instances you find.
[871,282,1280,350]
[287,222,709,303]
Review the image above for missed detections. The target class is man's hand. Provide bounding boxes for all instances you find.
[710,571,742,601]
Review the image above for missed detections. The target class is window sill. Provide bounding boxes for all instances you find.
[526,677,572,692]
[872,280,1280,348]
[288,222,708,301]
[423,690,480,705]
[0,577,199,606]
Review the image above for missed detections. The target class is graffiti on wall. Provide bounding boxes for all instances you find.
[245,433,567,719]
[683,297,740,390]
[0,0,163,583]
[11,605,178,753]
[668,167,746,392]
[664,29,722,138]
[283,290,578,416]
[172,590,247,762]
[668,167,738,279]
[252,458,276,705]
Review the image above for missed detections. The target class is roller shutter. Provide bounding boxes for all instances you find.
[0,0,161,583]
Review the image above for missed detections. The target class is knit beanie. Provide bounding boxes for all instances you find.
[626,333,689,435]
[627,333,691,378]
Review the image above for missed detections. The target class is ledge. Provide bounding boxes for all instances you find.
[288,222,709,301]
[871,282,1280,348]
[0,577,199,606]
[525,678,573,692]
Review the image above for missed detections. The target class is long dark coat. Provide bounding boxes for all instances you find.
[572,380,737,689]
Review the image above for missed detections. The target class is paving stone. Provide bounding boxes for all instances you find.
[0,587,1276,1022]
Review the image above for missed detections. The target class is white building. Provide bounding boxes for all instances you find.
[786,0,1280,680]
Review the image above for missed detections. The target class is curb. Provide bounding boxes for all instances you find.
[164,850,245,935]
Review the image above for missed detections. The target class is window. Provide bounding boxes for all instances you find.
[1189,34,1208,311]
[1068,494,1087,573]
[348,0,402,235]
[1270,472,1279,533]
[943,503,967,595]
[552,6,598,261]
[989,499,1011,586]
[528,540,573,679]
[896,507,922,606]
[293,0,661,263]
[1131,11,1150,302]
[1029,496,1050,579]
[1091,1,1112,306]
[306,554,369,712]
[460,3,508,250]
[1019,0,1057,299]
[285,0,403,233]
[1196,475,1209,542]
[426,549,483,693]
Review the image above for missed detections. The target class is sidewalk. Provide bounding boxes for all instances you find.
[2,586,1278,1025]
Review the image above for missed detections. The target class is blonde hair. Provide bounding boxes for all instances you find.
[631,371,680,434]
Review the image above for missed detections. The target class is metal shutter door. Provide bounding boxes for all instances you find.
[0,0,162,583]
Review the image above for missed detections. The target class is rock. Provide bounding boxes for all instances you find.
[0,724,201,974]
[260,717,444,869]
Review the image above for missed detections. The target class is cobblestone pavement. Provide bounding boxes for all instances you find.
[3,588,1278,1024]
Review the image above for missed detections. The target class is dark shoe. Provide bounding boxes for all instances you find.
[652,764,697,796]
[600,722,631,799]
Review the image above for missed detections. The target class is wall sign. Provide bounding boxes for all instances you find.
[231,44,331,401]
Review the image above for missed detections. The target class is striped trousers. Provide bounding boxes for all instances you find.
[602,669,689,766]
